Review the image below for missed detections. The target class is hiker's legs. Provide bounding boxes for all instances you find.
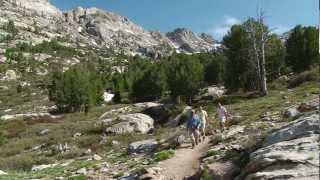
[189,130,196,148]
[201,125,206,140]
[220,117,226,132]
[219,121,224,132]
[194,130,200,145]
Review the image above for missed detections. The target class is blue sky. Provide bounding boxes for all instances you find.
[51,0,318,40]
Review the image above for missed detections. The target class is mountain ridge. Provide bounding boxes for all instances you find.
[0,0,220,57]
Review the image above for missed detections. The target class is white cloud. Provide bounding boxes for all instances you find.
[208,16,241,40]
[224,16,241,26]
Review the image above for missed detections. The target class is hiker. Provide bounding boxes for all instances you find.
[217,103,229,132]
[198,106,208,141]
[187,109,201,148]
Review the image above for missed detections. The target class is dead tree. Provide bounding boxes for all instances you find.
[247,8,269,96]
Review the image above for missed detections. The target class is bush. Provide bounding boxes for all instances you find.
[0,131,8,146]
[288,68,319,88]
[0,155,34,171]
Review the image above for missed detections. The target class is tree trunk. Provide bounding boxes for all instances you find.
[260,40,268,96]
[252,36,262,91]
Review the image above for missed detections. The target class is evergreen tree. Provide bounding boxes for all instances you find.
[223,24,257,92]
[165,54,204,103]
[48,67,103,113]
[203,54,226,85]
[265,34,286,81]
[130,64,165,102]
[286,25,319,72]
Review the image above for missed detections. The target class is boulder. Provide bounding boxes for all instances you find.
[92,154,102,161]
[237,113,320,180]
[284,106,299,118]
[143,103,172,124]
[128,139,158,154]
[73,132,82,138]
[207,86,225,98]
[0,170,7,175]
[112,140,120,146]
[76,168,87,175]
[205,161,240,180]
[102,92,115,102]
[4,70,17,80]
[105,113,154,134]
[0,55,6,63]
[39,129,50,135]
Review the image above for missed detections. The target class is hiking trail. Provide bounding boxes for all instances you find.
[157,136,211,180]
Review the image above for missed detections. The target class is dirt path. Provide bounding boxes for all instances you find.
[157,137,211,180]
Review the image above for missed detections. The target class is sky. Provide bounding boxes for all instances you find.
[51,0,318,40]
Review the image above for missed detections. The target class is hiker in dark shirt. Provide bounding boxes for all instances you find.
[187,110,201,148]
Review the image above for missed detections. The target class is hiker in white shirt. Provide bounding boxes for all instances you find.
[198,106,208,141]
[217,103,228,132]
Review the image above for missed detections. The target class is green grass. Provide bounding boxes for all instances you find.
[205,81,319,126]
[153,149,175,162]
[207,149,221,157]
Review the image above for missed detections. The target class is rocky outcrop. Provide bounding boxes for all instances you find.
[128,139,158,154]
[237,113,320,180]
[105,113,154,134]
[14,0,62,17]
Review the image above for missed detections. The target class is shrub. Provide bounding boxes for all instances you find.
[0,155,34,171]
[288,68,319,88]
[4,120,27,138]
[0,131,8,146]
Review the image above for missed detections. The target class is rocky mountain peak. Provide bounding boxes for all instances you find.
[166,28,217,53]
[199,33,215,44]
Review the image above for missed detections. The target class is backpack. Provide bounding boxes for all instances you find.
[190,115,200,130]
